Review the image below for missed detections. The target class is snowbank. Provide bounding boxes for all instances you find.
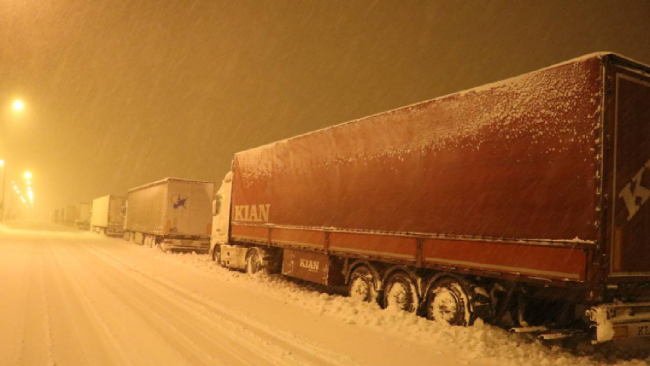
[135,244,650,366]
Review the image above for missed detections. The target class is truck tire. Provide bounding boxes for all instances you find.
[348,266,378,303]
[383,272,419,313]
[246,249,265,275]
[426,277,472,326]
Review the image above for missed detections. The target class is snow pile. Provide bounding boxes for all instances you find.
[138,246,650,366]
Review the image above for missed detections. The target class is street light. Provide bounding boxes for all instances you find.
[12,100,24,112]
[24,171,32,180]
[0,160,4,221]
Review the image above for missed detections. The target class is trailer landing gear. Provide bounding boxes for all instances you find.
[211,245,222,264]
[246,248,265,275]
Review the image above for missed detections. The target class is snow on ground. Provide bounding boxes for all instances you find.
[1,222,650,366]
[156,248,650,366]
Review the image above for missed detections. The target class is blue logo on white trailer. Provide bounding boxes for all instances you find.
[172,194,188,209]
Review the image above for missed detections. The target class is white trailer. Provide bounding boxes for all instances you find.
[91,195,126,236]
[75,202,91,230]
[125,178,214,252]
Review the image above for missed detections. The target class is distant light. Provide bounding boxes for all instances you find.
[24,171,32,179]
[26,181,31,185]
[13,185,17,190]
[12,100,24,112]
[0,159,4,166]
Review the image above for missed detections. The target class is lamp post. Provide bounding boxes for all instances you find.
[0,160,5,221]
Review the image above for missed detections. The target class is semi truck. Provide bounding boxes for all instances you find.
[62,205,77,226]
[124,178,214,252]
[75,202,91,230]
[210,53,650,343]
[91,195,126,236]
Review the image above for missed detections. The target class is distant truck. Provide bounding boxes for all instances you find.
[75,202,91,230]
[91,195,126,236]
[210,53,650,343]
[124,178,214,252]
[62,205,77,226]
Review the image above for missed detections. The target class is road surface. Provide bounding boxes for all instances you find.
[0,222,648,366]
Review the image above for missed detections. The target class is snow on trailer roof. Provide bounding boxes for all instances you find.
[235,52,647,159]
[95,194,126,199]
[127,177,214,193]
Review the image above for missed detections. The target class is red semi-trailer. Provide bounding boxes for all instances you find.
[210,53,650,342]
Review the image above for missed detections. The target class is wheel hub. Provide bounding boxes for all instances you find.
[431,290,459,324]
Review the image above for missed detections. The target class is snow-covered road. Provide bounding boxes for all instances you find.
[1,222,649,366]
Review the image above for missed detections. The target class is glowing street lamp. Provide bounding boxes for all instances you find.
[24,171,32,180]
[12,100,24,112]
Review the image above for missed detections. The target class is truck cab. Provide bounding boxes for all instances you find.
[210,172,232,261]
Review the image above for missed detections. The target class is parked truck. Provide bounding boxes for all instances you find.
[62,205,77,226]
[124,178,214,252]
[91,195,126,236]
[75,202,91,230]
[210,53,650,343]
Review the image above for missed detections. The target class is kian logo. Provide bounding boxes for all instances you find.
[234,204,270,223]
[619,157,650,221]
[299,259,320,272]
[171,194,188,209]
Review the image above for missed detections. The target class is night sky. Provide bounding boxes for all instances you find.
[1,0,649,218]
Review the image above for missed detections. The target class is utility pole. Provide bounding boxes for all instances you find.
[0,160,5,222]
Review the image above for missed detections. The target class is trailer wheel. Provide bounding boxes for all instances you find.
[348,266,377,303]
[383,272,418,313]
[246,249,265,275]
[426,278,471,326]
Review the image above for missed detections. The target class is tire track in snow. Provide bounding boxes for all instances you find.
[47,240,135,366]
[66,242,275,366]
[37,246,57,366]
[78,241,357,366]
[15,241,56,366]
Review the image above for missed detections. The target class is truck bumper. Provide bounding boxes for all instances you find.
[161,239,210,252]
[106,227,124,236]
[587,302,650,343]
